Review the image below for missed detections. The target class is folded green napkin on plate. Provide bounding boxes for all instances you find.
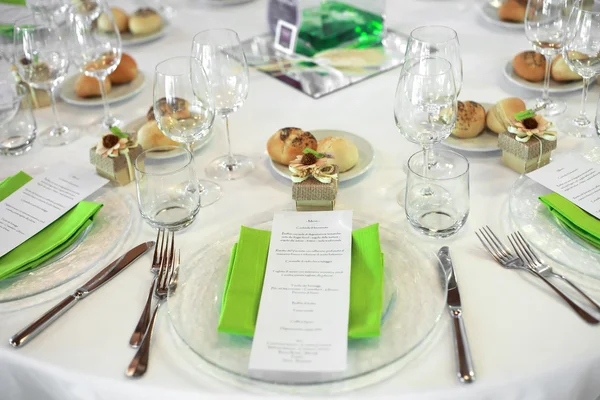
[539,193,600,248]
[0,171,103,280]
[218,224,384,338]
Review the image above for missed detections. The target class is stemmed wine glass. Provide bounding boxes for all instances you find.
[26,0,70,24]
[524,0,568,116]
[394,57,458,180]
[559,5,600,137]
[14,15,75,146]
[191,29,253,181]
[404,26,463,97]
[153,56,222,207]
[67,0,122,129]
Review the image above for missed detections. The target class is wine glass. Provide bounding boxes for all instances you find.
[67,0,122,129]
[525,0,568,116]
[153,56,222,207]
[14,15,75,146]
[404,26,463,96]
[26,0,70,24]
[394,57,457,181]
[191,29,253,181]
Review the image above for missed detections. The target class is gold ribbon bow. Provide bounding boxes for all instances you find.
[289,163,338,184]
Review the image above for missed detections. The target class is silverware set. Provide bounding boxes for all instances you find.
[476,226,600,325]
[126,229,179,378]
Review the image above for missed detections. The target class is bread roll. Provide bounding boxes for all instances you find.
[513,51,546,82]
[267,127,318,165]
[98,7,128,33]
[498,0,526,22]
[74,75,111,98]
[486,97,526,134]
[317,136,359,172]
[551,54,582,81]
[147,97,190,122]
[452,101,486,139]
[128,8,162,36]
[137,120,179,149]
[109,53,138,84]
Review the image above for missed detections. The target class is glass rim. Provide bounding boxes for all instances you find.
[192,28,241,43]
[154,56,198,77]
[409,25,458,44]
[135,145,193,176]
[407,148,469,180]
[402,56,453,77]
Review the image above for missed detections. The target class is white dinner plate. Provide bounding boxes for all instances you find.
[121,22,169,46]
[123,116,214,158]
[59,71,146,107]
[479,1,525,30]
[503,61,585,93]
[443,102,500,153]
[269,129,375,183]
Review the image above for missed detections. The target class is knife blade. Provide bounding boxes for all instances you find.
[9,241,155,348]
[438,246,475,384]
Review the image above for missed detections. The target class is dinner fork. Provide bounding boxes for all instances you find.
[126,245,179,377]
[476,226,599,325]
[129,229,169,348]
[509,231,600,314]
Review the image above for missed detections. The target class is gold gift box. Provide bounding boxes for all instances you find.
[292,174,338,212]
[89,145,143,186]
[497,131,557,174]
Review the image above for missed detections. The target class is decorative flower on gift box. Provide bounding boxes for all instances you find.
[509,110,557,143]
[289,149,338,183]
[95,127,137,158]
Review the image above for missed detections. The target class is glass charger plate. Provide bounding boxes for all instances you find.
[167,212,447,392]
[0,188,137,303]
[509,175,600,280]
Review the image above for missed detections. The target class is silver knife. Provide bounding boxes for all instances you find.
[438,246,476,384]
[9,241,155,348]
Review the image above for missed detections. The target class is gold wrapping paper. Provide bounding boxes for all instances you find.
[497,131,557,160]
[89,145,143,185]
[292,174,338,211]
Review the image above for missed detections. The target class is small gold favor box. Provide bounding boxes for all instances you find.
[89,145,143,186]
[292,175,338,212]
[497,131,557,174]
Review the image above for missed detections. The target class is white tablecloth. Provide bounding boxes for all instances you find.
[2,1,600,399]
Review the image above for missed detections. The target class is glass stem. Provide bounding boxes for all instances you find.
[187,142,205,193]
[48,85,63,130]
[96,75,113,126]
[541,54,552,106]
[223,114,235,166]
[422,144,431,178]
[577,78,590,124]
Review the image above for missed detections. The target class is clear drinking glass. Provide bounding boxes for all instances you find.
[26,0,69,23]
[404,26,463,96]
[559,5,600,137]
[135,146,201,231]
[525,0,568,116]
[14,15,75,146]
[405,148,470,238]
[394,57,457,177]
[153,56,221,207]
[67,0,122,129]
[191,28,253,181]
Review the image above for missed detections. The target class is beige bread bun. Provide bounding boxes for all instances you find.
[108,53,138,84]
[551,55,582,81]
[98,7,129,33]
[452,101,486,139]
[498,0,527,22]
[486,97,526,134]
[267,127,318,165]
[128,8,162,36]
[137,120,179,149]
[513,51,546,82]
[146,97,190,122]
[317,136,359,172]
[74,75,111,98]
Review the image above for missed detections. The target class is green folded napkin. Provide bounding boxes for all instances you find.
[540,193,600,248]
[0,0,26,4]
[0,171,103,280]
[218,224,384,338]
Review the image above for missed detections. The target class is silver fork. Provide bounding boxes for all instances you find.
[510,231,600,314]
[125,242,179,378]
[476,226,599,325]
[129,229,167,348]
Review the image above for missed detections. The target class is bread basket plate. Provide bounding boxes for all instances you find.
[269,129,375,183]
[503,61,586,93]
[443,102,500,153]
[479,1,525,30]
[121,22,169,46]
[123,116,214,159]
[59,71,146,107]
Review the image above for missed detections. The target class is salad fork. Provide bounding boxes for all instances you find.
[509,231,600,314]
[476,226,599,325]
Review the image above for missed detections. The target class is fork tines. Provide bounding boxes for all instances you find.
[157,231,176,290]
[475,225,513,262]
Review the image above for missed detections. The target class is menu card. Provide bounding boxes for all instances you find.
[0,165,108,257]
[248,210,353,382]
[527,157,600,219]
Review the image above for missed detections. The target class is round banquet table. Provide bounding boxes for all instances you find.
[2,1,600,399]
